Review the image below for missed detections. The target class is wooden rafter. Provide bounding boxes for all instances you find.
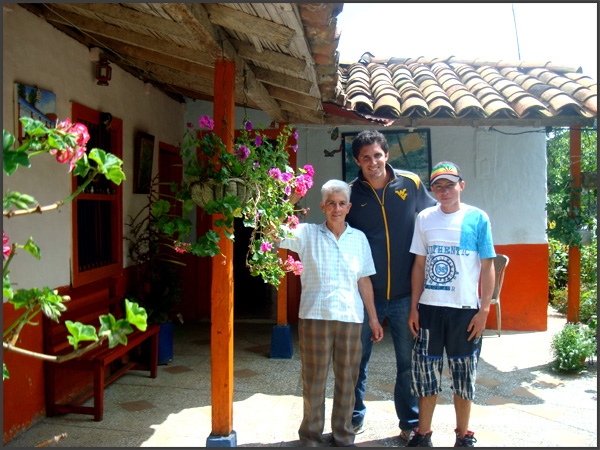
[203,3,296,47]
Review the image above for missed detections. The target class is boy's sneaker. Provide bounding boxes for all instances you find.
[454,429,477,447]
[406,429,433,447]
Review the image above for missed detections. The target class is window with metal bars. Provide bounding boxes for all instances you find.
[71,103,123,287]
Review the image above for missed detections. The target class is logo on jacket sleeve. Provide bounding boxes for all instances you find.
[396,189,407,200]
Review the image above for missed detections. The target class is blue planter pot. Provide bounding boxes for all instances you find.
[157,321,174,365]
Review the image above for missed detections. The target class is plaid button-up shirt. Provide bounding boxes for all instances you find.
[280,222,376,323]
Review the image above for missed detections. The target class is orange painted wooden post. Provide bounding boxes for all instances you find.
[567,125,581,323]
[209,59,236,440]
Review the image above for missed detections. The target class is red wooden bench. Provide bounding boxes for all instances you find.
[43,278,159,421]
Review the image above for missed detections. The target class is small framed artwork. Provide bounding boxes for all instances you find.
[133,131,155,194]
[14,83,57,142]
[342,129,432,187]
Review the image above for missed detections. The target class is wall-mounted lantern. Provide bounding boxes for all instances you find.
[95,59,112,86]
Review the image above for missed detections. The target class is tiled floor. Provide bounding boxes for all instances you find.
[5,307,597,447]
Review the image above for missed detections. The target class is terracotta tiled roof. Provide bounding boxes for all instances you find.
[330,56,597,126]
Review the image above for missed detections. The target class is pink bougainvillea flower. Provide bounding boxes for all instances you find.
[3,231,11,261]
[198,115,214,130]
[295,174,310,197]
[268,168,282,180]
[281,172,293,183]
[255,134,262,146]
[236,144,250,161]
[260,242,272,253]
[245,120,252,131]
[174,241,191,254]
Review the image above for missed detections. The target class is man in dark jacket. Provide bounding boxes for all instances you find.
[347,130,436,442]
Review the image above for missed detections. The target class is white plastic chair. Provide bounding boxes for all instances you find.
[484,254,509,336]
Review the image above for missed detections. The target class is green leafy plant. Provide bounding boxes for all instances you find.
[157,116,313,287]
[551,322,597,373]
[125,174,184,324]
[3,118,147,380]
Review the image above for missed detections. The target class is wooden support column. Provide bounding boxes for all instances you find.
[210,59,236,439]
[567,125,581,323]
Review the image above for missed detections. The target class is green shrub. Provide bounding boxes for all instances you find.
[549,284,597,324]
[551,322,597,373]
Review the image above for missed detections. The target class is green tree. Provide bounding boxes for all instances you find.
[546,127,597,246]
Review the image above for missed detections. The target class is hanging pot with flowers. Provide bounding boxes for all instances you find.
[155,115,313,287]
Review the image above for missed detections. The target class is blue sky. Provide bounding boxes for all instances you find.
[336,3,597,77]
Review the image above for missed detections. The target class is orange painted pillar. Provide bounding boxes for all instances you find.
[210,59,235,437]
[567,126,581,323]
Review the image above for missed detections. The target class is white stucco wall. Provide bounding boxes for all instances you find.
[184,98,548,247]
[3,5,184,293]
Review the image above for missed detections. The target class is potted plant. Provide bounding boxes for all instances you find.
[125,174,184,364]
[158,116,313,287]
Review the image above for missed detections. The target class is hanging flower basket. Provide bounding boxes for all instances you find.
[189,177,252,209]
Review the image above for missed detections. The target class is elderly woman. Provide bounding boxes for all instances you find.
[280,179,384,447]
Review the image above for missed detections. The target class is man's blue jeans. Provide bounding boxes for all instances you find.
[353,295,418,431]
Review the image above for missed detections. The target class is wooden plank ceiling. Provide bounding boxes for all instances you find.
[19,2,343,125]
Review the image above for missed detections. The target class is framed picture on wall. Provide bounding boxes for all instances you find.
[14,83,57,142]
[133,131,155,194]
[342,129,432,187]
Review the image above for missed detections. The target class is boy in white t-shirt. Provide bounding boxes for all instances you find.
[406,161,495,447]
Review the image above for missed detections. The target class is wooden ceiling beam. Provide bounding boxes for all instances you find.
[121,56,214,92]
[236,63,288,122]
[203,3,295,47]
[51,3,191,39]
[252,67,313,95]
[266,85,321,110]
[90,36,215,79]
[232,40,306,73]
[279,100,325,124]
[41,6,207,55]
[85,32,214,66]
[161,3,236,61]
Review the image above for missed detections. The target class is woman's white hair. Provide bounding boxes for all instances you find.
[321,179,351,203]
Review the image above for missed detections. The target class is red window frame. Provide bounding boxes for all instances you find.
[70,102,123,287]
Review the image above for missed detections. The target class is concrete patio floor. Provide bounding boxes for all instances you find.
[5,307,597,447]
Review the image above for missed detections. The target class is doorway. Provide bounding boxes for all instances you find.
[232,217,277,321]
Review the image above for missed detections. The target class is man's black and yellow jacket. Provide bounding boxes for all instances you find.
[347,164,436,300]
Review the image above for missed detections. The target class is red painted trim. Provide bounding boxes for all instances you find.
[3,304,46,443]
[486,243,549,331]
